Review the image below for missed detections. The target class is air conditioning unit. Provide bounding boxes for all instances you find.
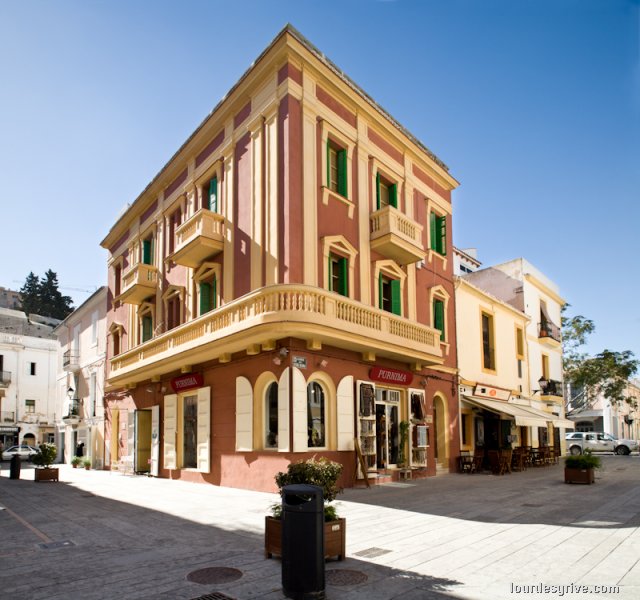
[376,388,400,403]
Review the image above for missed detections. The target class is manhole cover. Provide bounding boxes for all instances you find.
[326,569,368,586]
[186,567,243,585]
[38,540,76,550]
[191,592,236,600]
[190,593,237,600]
[354,547,392,558]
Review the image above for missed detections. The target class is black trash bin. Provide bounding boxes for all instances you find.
[281,483,325,600]
[9,454,21,479]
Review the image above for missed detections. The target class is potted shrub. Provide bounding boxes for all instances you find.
[564,451,601,484]
[266,457,345,561]
[82,458,92,470]
[71,456,82,468]
[32,443,59,482]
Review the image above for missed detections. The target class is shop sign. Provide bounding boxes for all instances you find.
[170,373,204,393]
[369,367,413,386]
[292,356,307,369]
[0,426,19,433]
[474,385,510,401]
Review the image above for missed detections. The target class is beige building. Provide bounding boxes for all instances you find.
[54,288,107,467]
[456,257,573,457]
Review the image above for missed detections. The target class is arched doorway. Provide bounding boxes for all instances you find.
[22,433,36,447]
[432,394,448,470]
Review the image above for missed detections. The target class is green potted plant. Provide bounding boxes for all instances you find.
[82,457,92,470]
[32,443,59,482]
[266,457,345,561]
[564,450,601,484]
[71,455,82,468]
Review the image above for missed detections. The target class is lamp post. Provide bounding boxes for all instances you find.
[538,377,549,395]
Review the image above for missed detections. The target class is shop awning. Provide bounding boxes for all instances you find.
[462,396,573,428]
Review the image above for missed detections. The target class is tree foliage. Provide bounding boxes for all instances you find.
[19,270,74,319]
[562,304,638,407]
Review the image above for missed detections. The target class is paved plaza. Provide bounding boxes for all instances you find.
[1,456,639,600]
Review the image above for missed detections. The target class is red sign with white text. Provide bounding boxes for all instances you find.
[170,373,204,393]
[369,367,413,386]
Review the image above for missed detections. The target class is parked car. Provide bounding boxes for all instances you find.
[1,445,39,461]
[565,431,638,455]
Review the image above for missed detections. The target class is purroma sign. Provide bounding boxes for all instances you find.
[170,373,204,393]
[368,367,413,386]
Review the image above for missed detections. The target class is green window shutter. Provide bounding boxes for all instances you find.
[209,177,218,212]
[429,212,437,251]
[390,183,397,208]
[328,256,333,291]
[142,239,152,265]
[212,275,217,309]
[390,279,401,315]
[339,257,348,296]
[376,172,381,210]
[437,216,447,255]
[378,273,383,309]
[434,299,445,341]
[142,316,152,342]
[326,141,331,189]
[337,149,347,197]
[199,282,211,315]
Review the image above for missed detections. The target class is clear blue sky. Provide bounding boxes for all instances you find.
[1,0,638,360]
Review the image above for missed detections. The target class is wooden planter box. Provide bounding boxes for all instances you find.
[265,516,345,561]
[564,467,595,484]
[34,468,59,482]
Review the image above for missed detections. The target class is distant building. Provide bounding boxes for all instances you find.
[53,287,107,467]
[0,287,21,310]
[453,247,481,275]
[0,308,59,449]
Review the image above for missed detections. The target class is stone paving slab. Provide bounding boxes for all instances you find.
[1,456,639,599]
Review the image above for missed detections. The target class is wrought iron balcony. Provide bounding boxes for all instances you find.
[370,206,426,265]
[62,399,82,424]
[0,370,11,388]
[119,263,158,305]
[62,350,81,372]
[538,320,561,343]
[1,411,15,423]
[170,209,225,268]
[541,379,563,398]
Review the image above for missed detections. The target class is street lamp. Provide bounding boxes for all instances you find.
[538,377,549,394]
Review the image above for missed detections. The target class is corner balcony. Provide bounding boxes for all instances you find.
[538,320,561,346]
[370,206,426,265]
[170,209,225,268]
[62,350,81,372]
[108,284,443,387]
[119,263,158,305]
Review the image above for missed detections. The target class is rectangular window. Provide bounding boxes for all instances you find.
[327,142,347,197]
[142,237,154,265]
[142,315,153,343]
[379,275,401,315]
[113,331,121,356]
[183,395,198,468]
[25,399,35,414]
[433,299,445,341]
[516,327,524,358]
[199,276,217,316]
[208,176,218,212]
[168,208,182,255]
[91,311,98,346]
[328,254,348,297]
[430,211,447,255]
[376,172,397,210]
[114,264,122,297]
[166,296,181,331]
[29,362,36,376]
[89,372,96,418]
[481,312,495,371]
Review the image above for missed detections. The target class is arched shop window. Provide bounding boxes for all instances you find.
[307,382,326,448]
[265,382,278,449]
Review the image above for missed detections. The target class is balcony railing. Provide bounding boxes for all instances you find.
[538,320,561,343]
[109,284,443,386]
[171,209,225,268]
[62,399,81,423]
[542,379,563,398]
[1,411,15,423]
[370,205,425,265]
[0,370,11,388]
[119,263,158,305]
[62,350,80,372]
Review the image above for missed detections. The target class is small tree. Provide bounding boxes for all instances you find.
[32,443,57,469]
